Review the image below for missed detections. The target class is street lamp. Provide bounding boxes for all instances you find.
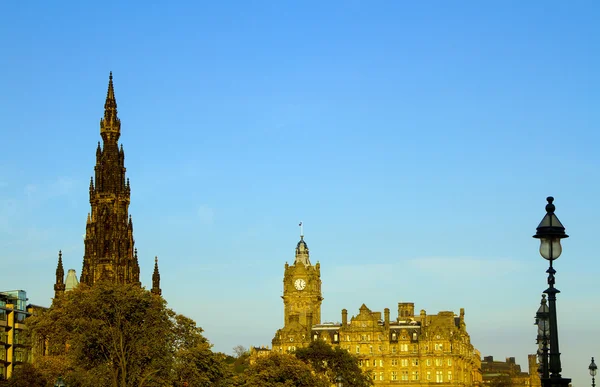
[336,375,343,387]
[533,197,570,387]
[54,376,66,387]
[589,357,597,387]
[535,294,549,379]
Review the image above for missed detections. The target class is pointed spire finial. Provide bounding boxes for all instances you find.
[54,250,66,298]
[152,256,162,296]
[100,72,120,140]
[299,221,304,239]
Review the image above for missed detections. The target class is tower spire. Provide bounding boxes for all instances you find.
[54,250,66,299]
[100,71,121,142]
[80,73,139,288]
[151,256,162,296]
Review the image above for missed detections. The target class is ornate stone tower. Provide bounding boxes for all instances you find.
[272,226,323,351]
[80,72,141,287]
[282,233,323,328]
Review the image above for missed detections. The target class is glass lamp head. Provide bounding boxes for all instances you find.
[533,197,568,260]
[590,357,597,377]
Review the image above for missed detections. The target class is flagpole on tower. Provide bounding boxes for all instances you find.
[299,221,303,238]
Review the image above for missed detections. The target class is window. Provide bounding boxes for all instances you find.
[448,371,452,381]
[379,359,384,367]
[378,345,382,352]
[369,345,373,354]
[366,360,370,367]
[391,371,398,381]
[448,358,452,366]
[413,332,418,340]
[391,346,397,353]
[334,333,339,342]
[379,372,384,381]
[356,346,360,354]
[346,335,350,341]
[426,359,431,366]
[412,371,420,380]
[436,371,443,383]
[401,344,409,352]
[401,359,409,367]
[391,359,398,366]
[427,371,431,380]
[412,358,419,366]
[359,360,363,367]
[392,332,397,340]
[402,371,409,381]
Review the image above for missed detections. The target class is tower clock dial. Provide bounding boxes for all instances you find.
[294,278,306,290]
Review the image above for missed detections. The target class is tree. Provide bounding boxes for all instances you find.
[237,353,329,387]
[232,345,248,358]
[294,340,374,387]
[28,282,176,387]
[171,315,233,387]
[0,364,45,387]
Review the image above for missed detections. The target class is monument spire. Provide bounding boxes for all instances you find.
[80,72,140,287]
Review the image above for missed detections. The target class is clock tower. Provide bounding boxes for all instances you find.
[272,228,323,351]
[282,234,323,328]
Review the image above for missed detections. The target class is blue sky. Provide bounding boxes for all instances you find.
[1,0,599,384]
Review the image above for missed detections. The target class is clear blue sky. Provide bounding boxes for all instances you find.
[1,1,599,384]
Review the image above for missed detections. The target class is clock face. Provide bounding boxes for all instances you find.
[294,278,306,291]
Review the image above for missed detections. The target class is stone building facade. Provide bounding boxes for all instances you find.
[268,233,483,386]
[481,355,541,387]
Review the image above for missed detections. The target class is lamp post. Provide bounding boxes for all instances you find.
[589,357,597,387]
[336,375,343,387]
[54,376,66,387]
[533,197,571,387]
[535,294,549,379]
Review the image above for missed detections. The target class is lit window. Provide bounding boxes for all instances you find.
[380,371,384,380]
[401,359,409,367]
[448,358,452,366]
[413,371,420,380]
[392,346,397,353]
[427,359,431,366]
[448,371,452,381]
[402,371,409,381]
[366,360,370,367]
[413,358,419,366]
[436,371,443,383]
[401,344,409,352]
[356,346,360,354]
[370,345,373,354]
[392,359,398,366]
[427,371,431,380]
[391,371,398,381]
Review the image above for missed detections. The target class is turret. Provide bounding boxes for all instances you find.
[54,250,65,299]
[151,256,162,296]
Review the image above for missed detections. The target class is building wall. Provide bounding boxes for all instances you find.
[0,291,32,380]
